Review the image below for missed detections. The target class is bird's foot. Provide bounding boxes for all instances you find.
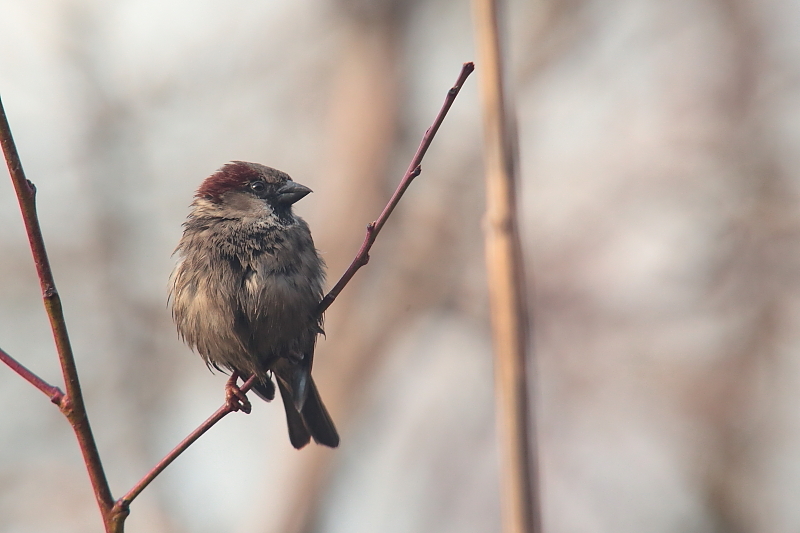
[225,372,252,414]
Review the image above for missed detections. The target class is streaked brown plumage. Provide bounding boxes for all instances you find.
[170,161,338,448]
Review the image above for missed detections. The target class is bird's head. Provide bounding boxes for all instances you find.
[193,161,312,221]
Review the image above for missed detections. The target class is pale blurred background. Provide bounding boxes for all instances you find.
[2,0,800,532]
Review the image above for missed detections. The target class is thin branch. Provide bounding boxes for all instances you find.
[472,2,540,533]
[0,346,64,404]
[0,95,115,526]
[317,61,475,316]
[114,375,257,516]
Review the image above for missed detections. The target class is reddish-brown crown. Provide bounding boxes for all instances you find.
[195,162,262,202]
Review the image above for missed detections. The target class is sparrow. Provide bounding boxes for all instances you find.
[170,161,339,448]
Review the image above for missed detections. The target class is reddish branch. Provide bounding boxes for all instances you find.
[0,347,64,403]
[0,95,117,529]
[317,61,475,315]
[0,62,474,533]
[113,375,257,515]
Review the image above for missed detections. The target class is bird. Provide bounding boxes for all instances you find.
[169,161,339,448]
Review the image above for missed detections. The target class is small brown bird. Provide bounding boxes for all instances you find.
[170,161,339,448]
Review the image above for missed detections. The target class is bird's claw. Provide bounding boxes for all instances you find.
[225,372,252,414]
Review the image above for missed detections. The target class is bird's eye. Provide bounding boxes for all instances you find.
[250,181,266,193]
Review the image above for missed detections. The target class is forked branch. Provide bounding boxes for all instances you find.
[1,63,474,533]
[0,95,116,528]
[113,61,474,526]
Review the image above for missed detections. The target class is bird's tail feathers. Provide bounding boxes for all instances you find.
[302,379,339,447]
[275,365,339,449]
[276,377,312,449]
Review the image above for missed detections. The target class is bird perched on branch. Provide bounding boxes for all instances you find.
[170,161,339,449]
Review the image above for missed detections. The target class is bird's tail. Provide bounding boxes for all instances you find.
[275,368,339,449]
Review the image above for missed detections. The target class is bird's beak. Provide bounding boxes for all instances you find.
[276,181,312,205]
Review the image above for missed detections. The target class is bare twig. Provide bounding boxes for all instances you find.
[0,95,117,530]
[112,375,257,518]
[0,346,64,404]
[317,62,475,316]
[471,1,541,533]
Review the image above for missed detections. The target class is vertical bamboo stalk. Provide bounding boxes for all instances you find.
[471,2,541,533]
